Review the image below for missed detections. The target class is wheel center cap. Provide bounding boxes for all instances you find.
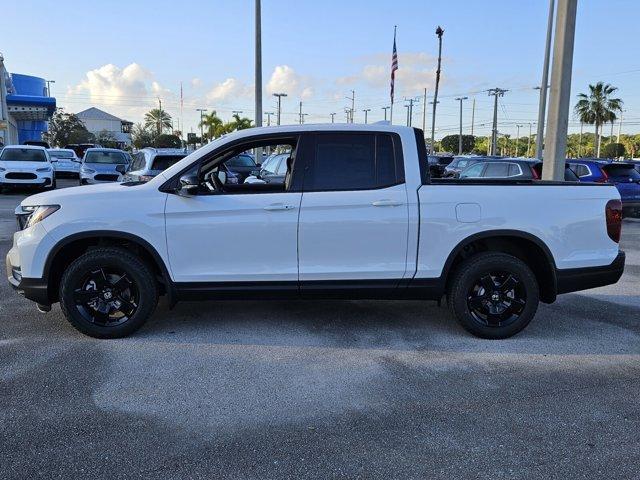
[103,290,113,300]
[491,292,500,301]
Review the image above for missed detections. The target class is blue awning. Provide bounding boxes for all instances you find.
[6,94,56,120]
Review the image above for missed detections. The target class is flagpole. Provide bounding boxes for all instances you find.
[389,25,397,125]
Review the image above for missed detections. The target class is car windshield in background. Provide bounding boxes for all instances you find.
[0,148,47,162]
[151,155,186,171]
[85,151,128,164]
[603,164,640,180]
[49,151,74,159]
[227,155,256,168]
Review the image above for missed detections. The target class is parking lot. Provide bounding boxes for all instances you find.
[1,179,639,479]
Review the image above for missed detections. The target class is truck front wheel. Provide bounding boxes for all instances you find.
[59,247,159,338]
[447,252,540,339]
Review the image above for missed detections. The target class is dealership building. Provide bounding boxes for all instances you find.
[0,55,56,146]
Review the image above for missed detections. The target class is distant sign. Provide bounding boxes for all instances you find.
[187,132,197,143]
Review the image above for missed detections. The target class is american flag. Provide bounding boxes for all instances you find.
[390,29,398,104]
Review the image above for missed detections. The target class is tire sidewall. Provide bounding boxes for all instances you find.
[60,248,158,338]
[450,253,540,339]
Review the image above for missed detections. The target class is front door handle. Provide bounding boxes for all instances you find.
[372,199,403,207]
[264,203,296,211]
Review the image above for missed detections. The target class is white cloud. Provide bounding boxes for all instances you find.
[266,65,314,100]
[206,78,253,102]
[191,77,202,88]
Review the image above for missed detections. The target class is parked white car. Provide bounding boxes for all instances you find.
[6,125,625,339]
[47,149,81,177]
[79,148,129,185]
[0,145,55,191]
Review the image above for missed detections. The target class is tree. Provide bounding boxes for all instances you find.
[155,134,182,148]
[601,142,625,159]
[96,130,118,148]
[228,114,253,132]
[574,82,623,158]
[440,134,475,154]
[144,108,172,135]
[199,111,226,140]
[619,134,640,159]
[44,109,94,147]
[131,123,156,149]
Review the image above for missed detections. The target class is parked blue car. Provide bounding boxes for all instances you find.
[567,159,640,217]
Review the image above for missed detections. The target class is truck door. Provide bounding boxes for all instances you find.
[297,132,409,290]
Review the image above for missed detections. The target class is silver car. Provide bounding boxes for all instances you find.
[123,148,188,183]
[79,148,130,185]
[47,149,81,177]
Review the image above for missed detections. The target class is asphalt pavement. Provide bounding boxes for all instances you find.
[1,179,639,479]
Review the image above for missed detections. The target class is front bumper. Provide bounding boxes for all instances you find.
[0,173,53,187]
[80,171,122,184]
[556,251,625,295]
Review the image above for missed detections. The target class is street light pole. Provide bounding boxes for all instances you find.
[488,88,507,155]
[455,96,468,154]
[536,0,555,159]
[196,108,207,143]
[542,0,578,181]
[45,80,55,97]
[515,124,522,156]
[265,112,274,126]
[382,106,390,122]
[363,109,371,124]
[430,26,444,154]
[330,112,336,123]
[527,122,533,157]
[254,0,262,130]
[273,93,287,125]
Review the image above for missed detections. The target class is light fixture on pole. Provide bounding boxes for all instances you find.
[273,93,287,125]
[454,96,468,154]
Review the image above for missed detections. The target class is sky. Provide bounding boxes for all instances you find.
[2,0,637,140]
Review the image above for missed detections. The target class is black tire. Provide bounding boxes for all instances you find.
[447,252,539,339]
[59,247,158,338]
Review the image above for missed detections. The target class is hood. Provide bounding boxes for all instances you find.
[0,160,51,170]
[83,162,125,173]
[21,182,137,207]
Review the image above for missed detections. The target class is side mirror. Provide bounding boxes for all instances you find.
[115,164,126,174]
[178,173,200,195]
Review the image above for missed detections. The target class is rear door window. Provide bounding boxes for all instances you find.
[572,164,591,177]
[483,162,511,178]
[603,164,640,181]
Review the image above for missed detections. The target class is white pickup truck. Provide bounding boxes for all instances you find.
[6,125,625,339]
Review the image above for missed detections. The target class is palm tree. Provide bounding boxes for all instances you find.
[229,114,253,131]
[199,111,226,140]
[144,109,172,135]
[574,82,623,158]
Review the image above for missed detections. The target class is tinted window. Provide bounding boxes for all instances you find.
[227,154,256,168]
[457,160,469,169]
[572,164,590,177]
[49,150,74,159]
[0,148,47,162]
[483,162,510,178]
[564,167,579,181]
[306,133,397,191]
[460,163,484,178]
[151,155,186,171]
[508,163,524,177]
[85,151,128,164]
[603,164,640,180]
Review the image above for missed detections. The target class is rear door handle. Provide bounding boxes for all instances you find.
[372,199,403,207]
[264,203,296,211]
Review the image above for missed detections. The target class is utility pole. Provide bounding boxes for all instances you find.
[430,26,444,153]
[382,106,390,122]
[45,80,55,97]
[488,88,507,155]
[264,112,274,126]
[346,90,355,123]
[470,97,476,136]
[273,93,287,125]
[255,0,262,130]
[536,0,555,159]
[404,98,419,127]
[422,88,427,133]
[157,98,163,135]
[578,122,583,157]
[542,0,578,181]
[298,101,304,124]
[330,112,336,123]
[617,110,624,143]
[455,96,468,154]
[428,101,439,151]
[363,108,371,124]
[196,108,207,143]
[515,124,522,156]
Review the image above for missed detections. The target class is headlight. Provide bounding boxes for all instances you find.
[16,205,60,230]
[36,167,52,172]
[81,167,96,174]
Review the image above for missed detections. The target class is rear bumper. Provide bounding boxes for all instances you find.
[556,251,625,295]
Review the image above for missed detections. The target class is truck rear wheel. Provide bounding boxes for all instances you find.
[447,252,539,339]
[59,247,158,338]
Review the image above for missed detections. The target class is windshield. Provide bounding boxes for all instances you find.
[603,164,640,180]
[84,151,128,164]
[0,148,47,162]
[151,155,186,171]
[49,150,74,159]
[227,154,256,168]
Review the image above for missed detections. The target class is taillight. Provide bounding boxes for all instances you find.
[531,166,540,180]
[605,199,622,243]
